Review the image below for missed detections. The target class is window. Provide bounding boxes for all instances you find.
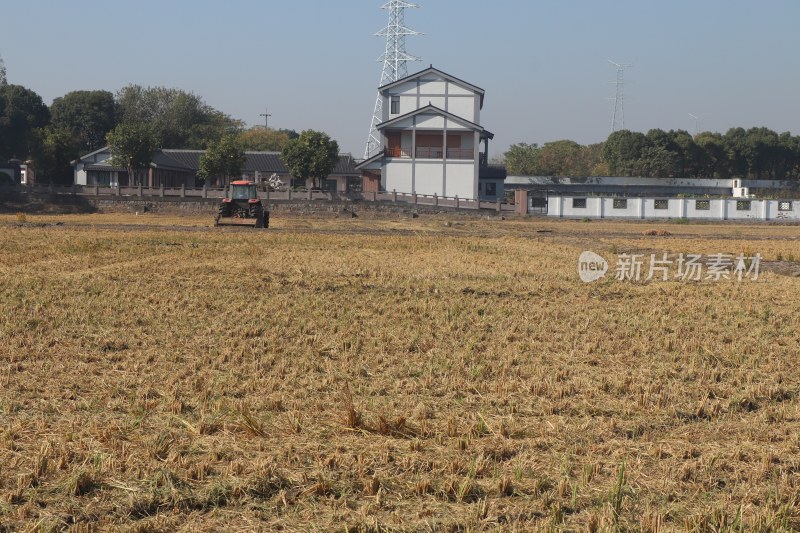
[779,201,792,211]
[736,200,751,211]
[530,197,547,208]
[572,198,587,208]
[485,183,497,196]
[87,171,111,186]
[613,198,627,209]
[390,96,400,114]
[654,199,669,210]
[231,184,256,199]
[695,200,710,210]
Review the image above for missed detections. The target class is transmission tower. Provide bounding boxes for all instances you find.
[608,60,631,132]
[364,1,422,159]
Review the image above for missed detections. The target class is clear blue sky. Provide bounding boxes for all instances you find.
[2,1,799,158]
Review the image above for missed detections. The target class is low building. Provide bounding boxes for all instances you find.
[356,66,506,201]
[73,148,362,191]
[506,175,796,198]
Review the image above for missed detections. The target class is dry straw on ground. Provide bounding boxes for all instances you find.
[1,213,799,531]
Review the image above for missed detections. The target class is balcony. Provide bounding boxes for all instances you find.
[384,147,475,160]
[384,146,412,158]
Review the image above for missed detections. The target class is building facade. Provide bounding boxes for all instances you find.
[357,66,506,201]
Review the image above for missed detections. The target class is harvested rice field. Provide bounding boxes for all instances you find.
[1,213,800,532]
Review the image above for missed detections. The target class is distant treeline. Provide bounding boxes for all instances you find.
[0,81,297,184]
[504,128,800,181]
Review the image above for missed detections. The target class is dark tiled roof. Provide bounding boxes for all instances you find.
[159,150,204,170]
[480,164,507,180]
[354,151,384,171]
[331,153,360,175]
[243,152,288,173]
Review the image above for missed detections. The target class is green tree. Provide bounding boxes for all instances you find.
[694,132,729,179]
[0,84,50,160]
[744,127,782,179]
[637,145,679,178]
[721,127,750,179]
[237,127,292,152]
[50,90,117,153]
[197,134,246,187]
[601,130,648,176]
[281,130,339,189]
[0,55,6,86]
[106,122,156,186]
[502,143,540,175]
[538,140,588,176]
[37,127,81,185]
[777,132,800,181]
[116,85,242,149]
[581,143,608,176]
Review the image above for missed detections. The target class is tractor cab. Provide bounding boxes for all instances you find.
[227,180,259,201]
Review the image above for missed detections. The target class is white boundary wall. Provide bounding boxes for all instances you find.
[547,196,800,221]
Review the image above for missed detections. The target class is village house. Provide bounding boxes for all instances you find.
[72,148,362,191]
[357,66,506,201]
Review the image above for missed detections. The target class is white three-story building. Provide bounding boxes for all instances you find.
[358,66,506,201]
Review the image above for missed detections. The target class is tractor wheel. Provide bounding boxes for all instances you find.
[250,203,264,226]
[263,211,270,229]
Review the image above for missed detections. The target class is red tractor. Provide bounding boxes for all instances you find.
[214,180,269,228]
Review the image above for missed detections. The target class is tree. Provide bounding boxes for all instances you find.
[116,85,242,149]
[695,132,728,179]
[601,130,648,176]
[0,55,6,86]
[281,130,339,189]
[777,132,800,181]
[637,145,679,178]
[237,127,292,152]
[0,84,50,160]
[502,143,540,175]
[197,134,246,187]
[721,127,750,179]
[538,140,588,176]
[581,143,608,176]
[37,127,81,185]
[50,90,117,153]
[106,122,156,186]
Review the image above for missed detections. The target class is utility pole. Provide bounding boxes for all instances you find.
[259,108,272,129]
[364,1,422,159]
